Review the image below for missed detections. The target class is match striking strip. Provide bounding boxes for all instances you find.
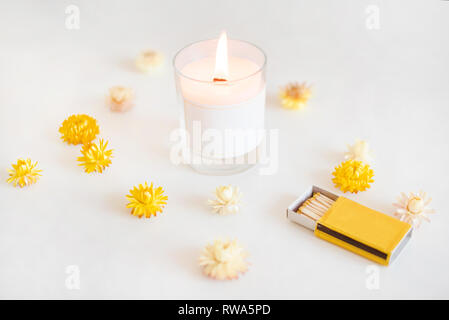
[316,223,388,260]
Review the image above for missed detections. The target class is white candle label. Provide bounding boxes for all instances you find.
[183,88,265,159]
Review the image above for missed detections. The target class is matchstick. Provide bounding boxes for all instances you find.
[308,200,329,212]
[299,208,321,221]
[316,193,334,206]
[297,192,336,220]
[303,205,323,217]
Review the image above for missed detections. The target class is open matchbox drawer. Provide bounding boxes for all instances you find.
[287,186,412,266]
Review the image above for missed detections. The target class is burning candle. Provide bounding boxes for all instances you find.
[173,32,266,175]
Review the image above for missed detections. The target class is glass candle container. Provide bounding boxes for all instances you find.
[173,37,266,175]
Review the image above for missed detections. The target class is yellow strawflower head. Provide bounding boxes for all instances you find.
[126,182,168,218]
[59,114,99,145]
[199,239,249,280]
[7,158,42,188]
[332,160,374,193]
[77,139,113,173]
[279,82,312,110]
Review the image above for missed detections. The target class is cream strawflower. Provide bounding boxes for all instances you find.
[344,139,373,163]
[107,86,134,112]
[199,239,249,280]
[393,191,435,228]
[208,185,242,215]
[135,50,164,73]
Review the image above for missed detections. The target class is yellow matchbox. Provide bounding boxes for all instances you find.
[286,186,412,265]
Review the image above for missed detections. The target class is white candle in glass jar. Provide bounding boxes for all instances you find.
[174,32,266,161]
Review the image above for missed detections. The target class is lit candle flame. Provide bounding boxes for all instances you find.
[213,31,229,82]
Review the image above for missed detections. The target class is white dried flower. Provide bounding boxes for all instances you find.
[107,86,134,112]
[393,191,435,228]
[135,50,164,73]
[208,185,242,215]
[344,139,374,163]
[199,239,249,280]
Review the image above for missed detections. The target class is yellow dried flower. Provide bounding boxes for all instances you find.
[126,182,168,218]
[332,160,374,193]
[59,114,99,145]
[279,82,312,110]
[77,139,113,173]
[7,158,42,188]
[107,86,134,112]
[199,239,249,280]
[135,50,164,73]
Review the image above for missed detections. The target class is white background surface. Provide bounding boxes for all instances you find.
[0,0,448,299]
